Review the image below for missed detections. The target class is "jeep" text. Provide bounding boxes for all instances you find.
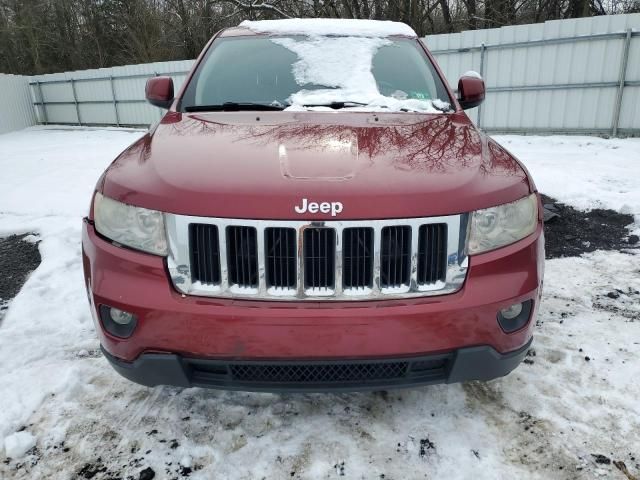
[294,198,343,216]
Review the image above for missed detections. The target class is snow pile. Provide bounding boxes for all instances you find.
[240,18,417,38]
[274,36,387,107]
[272,36,447,113]
[0,126,143,458]
[4,431,36,459]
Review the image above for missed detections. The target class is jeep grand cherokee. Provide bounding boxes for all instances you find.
[82,19,544,392]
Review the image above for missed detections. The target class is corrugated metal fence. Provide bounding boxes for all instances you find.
[425,13,640,136]
[29,60,194,127]
[0,74,37,134]
[3,13,639,136]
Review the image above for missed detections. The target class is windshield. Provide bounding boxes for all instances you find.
[181,36,452,113]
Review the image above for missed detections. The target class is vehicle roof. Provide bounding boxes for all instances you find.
[221,18,417,38]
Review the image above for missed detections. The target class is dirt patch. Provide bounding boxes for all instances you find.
[542,195,637,259]
[0,234,41,321]
[592,287,640,321]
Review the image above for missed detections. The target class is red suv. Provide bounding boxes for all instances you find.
[82,19,544,392]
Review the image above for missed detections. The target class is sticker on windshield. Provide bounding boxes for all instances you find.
[409,91,431,100]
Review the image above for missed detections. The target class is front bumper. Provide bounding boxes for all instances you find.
[82,219,544,390]
[102,337,532,392]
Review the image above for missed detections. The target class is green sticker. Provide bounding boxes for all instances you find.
[410,91,431,100]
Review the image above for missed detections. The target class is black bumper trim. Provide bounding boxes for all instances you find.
[101,338,533,393]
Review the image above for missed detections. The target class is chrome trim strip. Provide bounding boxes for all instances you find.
[256,225,267,296]
[410,224,420,290]
[166,214,469,301]
[335,226,343,296]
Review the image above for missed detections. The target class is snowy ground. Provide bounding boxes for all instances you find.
[0,126,639,480]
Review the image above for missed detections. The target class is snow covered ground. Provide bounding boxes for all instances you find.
[0,126,639,479]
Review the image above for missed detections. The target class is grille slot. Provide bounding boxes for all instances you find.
[265,227,297,290]
[230,362,408,383]
[189,223,221,285]
[343,227,374,290]
[380,226,411,289]
[303,228,336,290]
[226,226,258,288]
[417,224,448,285]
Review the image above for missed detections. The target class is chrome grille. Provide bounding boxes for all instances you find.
[166,215,469,301]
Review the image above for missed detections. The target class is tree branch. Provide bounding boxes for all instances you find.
[226,0,292,18]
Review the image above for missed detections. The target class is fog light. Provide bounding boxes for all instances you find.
[110,307,134,325]
[500,303,523,320]
[497,300,533,333]
[99,305,138,338]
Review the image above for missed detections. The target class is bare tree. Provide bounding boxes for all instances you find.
[1,0,637,75]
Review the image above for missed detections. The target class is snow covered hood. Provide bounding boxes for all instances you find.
[239,18,417,38]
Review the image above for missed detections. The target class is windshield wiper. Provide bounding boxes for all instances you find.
[302,101,369,109]
[185,102,285,112]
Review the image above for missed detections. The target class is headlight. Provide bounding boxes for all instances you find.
[93,192,167,255]
[468,193,538,255]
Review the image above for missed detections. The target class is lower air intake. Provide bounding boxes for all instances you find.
[230,362,408,383]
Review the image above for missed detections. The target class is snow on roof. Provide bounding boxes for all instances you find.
[239,18,417,38]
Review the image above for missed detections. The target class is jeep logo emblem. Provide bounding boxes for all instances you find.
[294,198,343,216]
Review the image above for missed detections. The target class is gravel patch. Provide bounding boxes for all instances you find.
[542,194,638,259]
[0,234,41,322]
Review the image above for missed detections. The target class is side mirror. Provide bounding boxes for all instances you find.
[457,72,485,110]
[145,76,174,109]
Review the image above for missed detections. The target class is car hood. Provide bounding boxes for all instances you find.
[100,111,532,220]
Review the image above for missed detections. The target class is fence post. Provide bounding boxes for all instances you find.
[611,29,632,137]
[36,80,48,125]
[70,78,81,126]
[109,76,120,126]
[477,43,487,129]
